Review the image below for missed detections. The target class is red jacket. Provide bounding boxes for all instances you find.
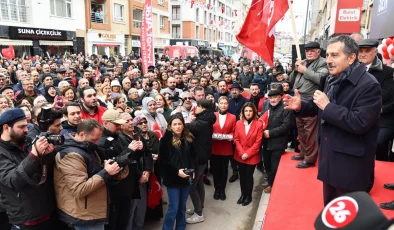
[212,112,236,156]
[234,120,263,165]
[81,105,107,124]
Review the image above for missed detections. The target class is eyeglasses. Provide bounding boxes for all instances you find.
[183,97,193,101]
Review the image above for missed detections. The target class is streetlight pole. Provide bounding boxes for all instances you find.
[303,0,310,44]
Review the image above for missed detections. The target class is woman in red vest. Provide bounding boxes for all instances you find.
[211,96,236,201]
[234,103,263,206]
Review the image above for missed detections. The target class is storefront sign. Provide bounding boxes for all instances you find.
[99,33,117,41]
[329,0,363,36]
[218,42,224,48]
[132,40,141,47]
[87,32,124,44]
[370,0,394,39]
[9,26,68,40]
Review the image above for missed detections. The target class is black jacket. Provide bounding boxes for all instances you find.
[60,120,78,136]
[228,96,249,120]
[368,57,394,128]
[158,131,198,187]
[262,100,294,150]
[0,139,56,224]
[253,72,269,92]
[185,110,216,165]
[97,129,142,198]
[214,91,231,103]
[239,72,254,88]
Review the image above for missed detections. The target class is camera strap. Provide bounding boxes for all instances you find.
[38,158,48,185]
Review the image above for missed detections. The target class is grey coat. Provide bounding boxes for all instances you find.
[289,56,329,99]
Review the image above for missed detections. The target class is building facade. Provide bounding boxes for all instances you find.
[0,0,86,57]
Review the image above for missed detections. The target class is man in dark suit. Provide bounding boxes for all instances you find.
[284,35,382,206]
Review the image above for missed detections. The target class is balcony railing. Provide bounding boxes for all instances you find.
[91,12,108,24]
[172,33,181,38]
[172,14,180,20]
[0,3,29,23]
[133,20,142,29]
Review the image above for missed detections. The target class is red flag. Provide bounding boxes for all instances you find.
[210,19,213,24]
[1,46,15,59]
[191,0,195,8]
[259,110,269,130]
[234,9,237,16]
[140,0,154,74]
[236,0,289,67]
[221,6,225,13]
[207,3,210,9]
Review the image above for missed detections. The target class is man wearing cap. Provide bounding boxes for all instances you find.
[54,119,124,229]
[288,41,329,168]
[54,68,66,87]
[0,108,57,229]
[357,39,394,162]
[97,109,144,230]
[260,89,294,193]
[273,71,285,83]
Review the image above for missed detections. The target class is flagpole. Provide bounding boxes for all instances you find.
[287,0,302,59]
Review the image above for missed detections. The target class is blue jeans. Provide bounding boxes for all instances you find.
[74,224,105,230]
[163,184,190,230]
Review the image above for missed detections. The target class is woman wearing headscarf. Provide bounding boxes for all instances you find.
[44,85,57,104]
[141,97,167,138]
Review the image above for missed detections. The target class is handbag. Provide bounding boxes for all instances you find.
[147,173,163,209]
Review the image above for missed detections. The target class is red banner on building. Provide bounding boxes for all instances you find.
[140,0,154,74]
[329,0,363,36]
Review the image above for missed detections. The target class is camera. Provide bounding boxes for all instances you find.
[183,168,195,184]
[111,152,137,167]
[33,106,65,145]
[168,92,179,102]
[145,82,153,88]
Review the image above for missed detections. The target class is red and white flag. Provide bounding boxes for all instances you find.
[140,0,154,74]
[236,0,289,67]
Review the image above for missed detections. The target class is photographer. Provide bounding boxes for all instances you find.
[27,106,63,140]
[54,119,123,230]
[137,77,158,99]
[97,109,144,230]
[0,108,57,229]
[160,77,183,107]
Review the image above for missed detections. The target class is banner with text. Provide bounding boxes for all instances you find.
[140,0,154,74]
[329,0,363,36]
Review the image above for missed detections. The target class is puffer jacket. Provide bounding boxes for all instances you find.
[184,110,217,165]
[54,133,112,226]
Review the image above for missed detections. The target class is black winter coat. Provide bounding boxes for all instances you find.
[185,110,216,165]
[262,100,294,150]
[240,72,254,88]
[368,57,394,128]
[299,62,381,191]
[158,131,198,187]
[0,139,56,225]
[228,96,249,120]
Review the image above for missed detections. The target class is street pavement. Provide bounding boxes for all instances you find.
[144,168,265,230]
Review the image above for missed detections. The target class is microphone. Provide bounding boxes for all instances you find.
[314,192,392,230]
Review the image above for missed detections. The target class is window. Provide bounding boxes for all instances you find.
[113,3,124,22]
[204,11,207,24]
[172,24,181,38]
[50,0,72,18]
[160,16,165,29]
[133,8,143,28]
[172,6,180,20]
[158,0,164,5]
[196,8,199,22]
[0,0,28,22]
[195,25,199,39]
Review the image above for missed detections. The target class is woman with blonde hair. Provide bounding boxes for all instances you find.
[159,114,198,230]
[97,82,113,108]
[233,102,263,206]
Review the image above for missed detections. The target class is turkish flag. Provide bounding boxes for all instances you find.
[236,0,289,67]
[1,46,15,59]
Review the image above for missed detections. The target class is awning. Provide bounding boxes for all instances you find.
[0,39,33,46]
[94,44,119,47]
[39,40,73,46]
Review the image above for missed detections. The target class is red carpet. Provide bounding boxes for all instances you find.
[262,152,394,230]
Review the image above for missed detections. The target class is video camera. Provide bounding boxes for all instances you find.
[34,106,64,145]
[168,92,180,102]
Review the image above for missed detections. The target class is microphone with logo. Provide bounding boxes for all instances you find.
[314,192,394,230]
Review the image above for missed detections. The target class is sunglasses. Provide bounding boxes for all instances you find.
[139,121,148,125]
[183,97,193,101]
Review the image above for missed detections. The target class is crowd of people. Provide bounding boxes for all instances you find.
[0,33,393,230]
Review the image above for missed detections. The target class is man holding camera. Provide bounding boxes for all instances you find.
[137,77,158,99]
[97,110,145,230]
[161,77,183,107]
[0,108,57,229]
[27,106,64,140]
[54,119,124,230]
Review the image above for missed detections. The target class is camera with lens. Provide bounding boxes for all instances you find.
[145,82,153,88]
[168,92,180,102]
[104,137,137,168]
[183,168,195,184]
[33,106,64,145]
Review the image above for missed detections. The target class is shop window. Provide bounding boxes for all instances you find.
[133,8,143,29]
[113,3,124,23]
[0,0,28,23]
[50,0,72,18]
[91,1,107,24]
[160,16,164,29]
